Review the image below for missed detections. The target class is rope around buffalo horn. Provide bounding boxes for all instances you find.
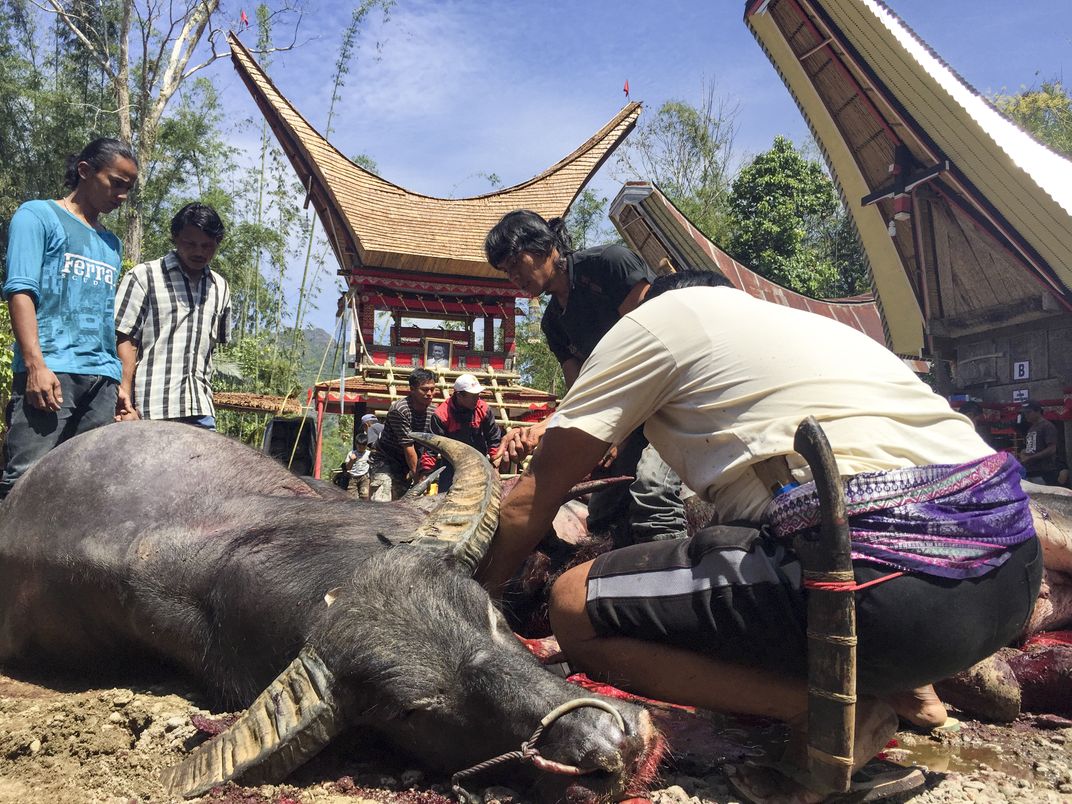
[450,698,628,803]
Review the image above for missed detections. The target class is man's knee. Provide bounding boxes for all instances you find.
[549,561,598,649]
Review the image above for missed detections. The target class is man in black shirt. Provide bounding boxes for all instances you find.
[486,210,687,544]
[539,243,655,386]
[1019,401,1060,485]
[369,368,437,501]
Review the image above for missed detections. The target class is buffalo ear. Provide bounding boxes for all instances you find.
[323,587,344,607]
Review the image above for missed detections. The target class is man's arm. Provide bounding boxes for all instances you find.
[342,450,357,472]
[114,268,148,420]
[482,405,503,458]
[8,292,61,411]
[403,444,421,480]
[386,405,421,480]
[218,280,232,344]
[1022,433,1057,469]
[561,357,582,389]
[494,416,550,466]
[476,426,610,596]
[617,279,651,317]
[420,410,445,474]
[4,206,59,411]
[115,334,140,420]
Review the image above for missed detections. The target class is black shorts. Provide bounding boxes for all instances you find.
[585,526,1042,695]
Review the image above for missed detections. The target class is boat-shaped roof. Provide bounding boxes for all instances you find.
[228,32,641,283]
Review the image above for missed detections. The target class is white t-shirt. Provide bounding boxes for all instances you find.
[549,286,990,522]
[347,446,370,478]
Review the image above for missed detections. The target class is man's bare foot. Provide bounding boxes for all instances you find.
[885,684,949,731]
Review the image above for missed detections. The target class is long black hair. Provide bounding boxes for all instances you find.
[484,209,573,271]
[64,138,137,189]
[646,269,733,301]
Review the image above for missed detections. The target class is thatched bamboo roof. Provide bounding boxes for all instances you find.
[746,0,1072,356]
[228,32,640,282]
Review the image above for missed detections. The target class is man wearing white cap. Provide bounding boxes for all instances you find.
[422,373,502,489]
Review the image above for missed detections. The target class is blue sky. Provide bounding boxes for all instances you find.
[208,0,1072,334]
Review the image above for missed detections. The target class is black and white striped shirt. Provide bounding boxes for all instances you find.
[114,251,231,420]
[373,397,429,472]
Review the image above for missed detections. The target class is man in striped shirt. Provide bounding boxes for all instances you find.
[370,368,437,501]
[114,203,231,428]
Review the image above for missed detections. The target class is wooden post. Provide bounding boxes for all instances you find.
[792,416,856,795]
[503,306,516,357]
[313,391,327,480]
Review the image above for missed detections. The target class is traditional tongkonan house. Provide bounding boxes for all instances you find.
[226,33,642,476]
[742,0,1072,458]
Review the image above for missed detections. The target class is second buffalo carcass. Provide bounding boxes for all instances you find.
[0,421,662,801]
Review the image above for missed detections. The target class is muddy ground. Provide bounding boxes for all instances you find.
[1,668,1070,804]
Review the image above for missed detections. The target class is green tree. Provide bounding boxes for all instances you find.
[39,0,301,264]
[514,297,564,395]
[727,135,867,298]
[615,81,738,243]
[994,80,1072,158]
[565,188,609,249]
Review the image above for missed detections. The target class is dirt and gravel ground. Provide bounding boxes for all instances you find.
[1,666,1070,804]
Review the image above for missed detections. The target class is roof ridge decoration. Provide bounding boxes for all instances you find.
[227,32,641,282]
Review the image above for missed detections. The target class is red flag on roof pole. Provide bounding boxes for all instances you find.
[240,9,249,26]
[623,79,630,98]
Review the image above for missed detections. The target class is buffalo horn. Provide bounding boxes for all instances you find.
[160,647,342,799]
[407,432,501,573]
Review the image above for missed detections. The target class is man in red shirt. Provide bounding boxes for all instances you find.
[423,374,502,490]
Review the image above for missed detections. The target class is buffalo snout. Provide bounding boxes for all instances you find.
[532,704,663,803]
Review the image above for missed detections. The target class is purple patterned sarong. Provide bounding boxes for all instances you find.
[767,452,1035,579]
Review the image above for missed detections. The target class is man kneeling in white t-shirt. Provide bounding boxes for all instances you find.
[479,270,1041,801]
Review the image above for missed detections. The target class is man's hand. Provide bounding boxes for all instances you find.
[114,387,140,421]
[478,427,611,596]
[494,419,548,466]
[25,364,62,411]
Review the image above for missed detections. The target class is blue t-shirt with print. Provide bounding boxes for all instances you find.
[3,200,122,381]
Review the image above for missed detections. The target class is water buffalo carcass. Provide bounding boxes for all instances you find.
[0,421,661,801]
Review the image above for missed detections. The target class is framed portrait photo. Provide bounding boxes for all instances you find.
[423,337,453,370]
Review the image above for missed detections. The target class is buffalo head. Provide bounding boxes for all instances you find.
[160,434,662,802]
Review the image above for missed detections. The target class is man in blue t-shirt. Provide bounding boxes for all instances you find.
[1,138,139,499]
